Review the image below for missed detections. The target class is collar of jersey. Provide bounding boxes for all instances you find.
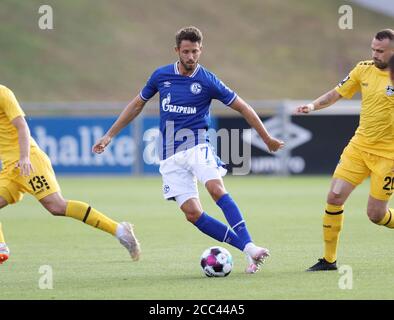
[372,64,389,76]
[174,61,200,78]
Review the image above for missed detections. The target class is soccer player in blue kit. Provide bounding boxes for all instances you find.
[93,26,284,273]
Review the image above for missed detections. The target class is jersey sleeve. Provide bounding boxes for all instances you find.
[0,87,25,121]
[209,74,237,106]
[140,70,159,101]
[335,64,361,99]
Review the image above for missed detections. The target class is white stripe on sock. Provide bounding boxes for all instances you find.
[223,227,230,242]
[232,220,245,229]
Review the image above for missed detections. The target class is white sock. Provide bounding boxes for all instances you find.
[0,243,8,252]
[243,242,257,256]
[115,224,127,239]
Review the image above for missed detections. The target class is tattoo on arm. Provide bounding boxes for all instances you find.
[314,90,341,110]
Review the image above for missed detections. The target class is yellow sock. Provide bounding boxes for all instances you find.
[65,200,118,236]
[377,209,394,228]
[323,204,344,263]
[0,223,5,243]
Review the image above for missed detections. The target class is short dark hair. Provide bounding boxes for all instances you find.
[375,29,394,41]
[175,26,203,48]
[389,54,394,71]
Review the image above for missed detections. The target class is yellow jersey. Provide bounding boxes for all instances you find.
[335,60,394,160]
[0,85,38,168]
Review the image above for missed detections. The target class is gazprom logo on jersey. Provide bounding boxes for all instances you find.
[28,117,135,174]
[161,93,196,114]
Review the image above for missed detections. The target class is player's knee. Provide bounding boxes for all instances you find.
[47,204,65,216]
[0,192,14,208]
[206,183,226,202]
[0,199,8,210]
[45,200,67,216]
[367,207,386,224]
[327,192,345,206]
[185,210,202,224]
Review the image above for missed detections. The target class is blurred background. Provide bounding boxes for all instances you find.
[1,0,392,175]
[1,0,393,300]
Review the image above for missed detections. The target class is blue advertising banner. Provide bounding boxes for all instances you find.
[28,116,135,174]
[141,116,161,174]
[27,115,220,175]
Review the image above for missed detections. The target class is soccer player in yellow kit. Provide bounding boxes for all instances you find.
[297,29,394,271]
[0,86,141,264]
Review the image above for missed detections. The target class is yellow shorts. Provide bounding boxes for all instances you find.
[333,143,394,201]
[0,148,60,204]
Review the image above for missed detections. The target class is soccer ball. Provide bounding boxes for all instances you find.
[200,246,233,277]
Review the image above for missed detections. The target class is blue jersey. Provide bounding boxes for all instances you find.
[140,62,237,160]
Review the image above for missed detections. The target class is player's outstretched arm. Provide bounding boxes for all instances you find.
[296,89,342,114]
[229,97,284,152]
[11,116,34,176]
[92,95,146,154]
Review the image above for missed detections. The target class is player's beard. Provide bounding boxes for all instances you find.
[373,58,388,69]
[180,58,197,72]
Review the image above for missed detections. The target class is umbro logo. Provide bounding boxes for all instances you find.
[163,81,171,88]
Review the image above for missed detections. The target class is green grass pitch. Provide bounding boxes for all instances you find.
[0,176,392,299]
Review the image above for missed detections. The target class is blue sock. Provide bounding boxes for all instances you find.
[216,193,252,248]
[194,212,244,251]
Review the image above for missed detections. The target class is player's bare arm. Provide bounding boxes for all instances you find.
[296,89,342,114]
[92,95,146,154]
[230,96,284,152]
[11,116,34,176]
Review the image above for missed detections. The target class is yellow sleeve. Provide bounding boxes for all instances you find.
[0,87,25,121]
[335,64,361,99]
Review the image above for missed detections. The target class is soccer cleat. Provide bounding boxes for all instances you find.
[244,247,270,274]
[251,247,270,266]
[245,262,260,274]
[118,222,141,261]
[0,245,10,264]
[306,258,337,272]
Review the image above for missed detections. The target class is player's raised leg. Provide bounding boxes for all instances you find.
[0,195,10,264]
[307,177,354,271]
[39,192,141,261]
[179,197,246,250]
[205,179,269,273]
